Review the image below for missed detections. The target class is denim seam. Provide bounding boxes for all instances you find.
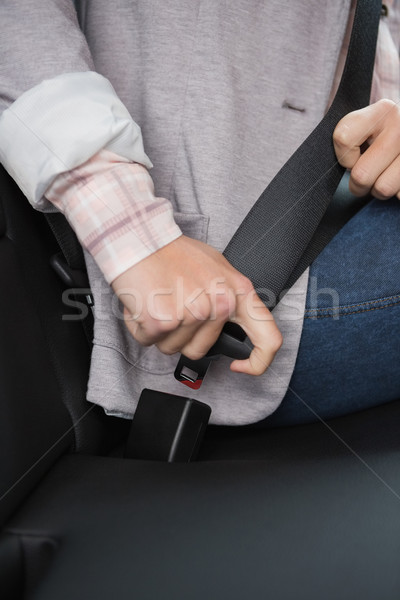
[305,295,400,319]
[306,293,400,312]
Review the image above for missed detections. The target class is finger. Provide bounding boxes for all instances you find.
[229,290,282,376]
[333,100,397,172]
[122,308,176,346]
[155,316,206,356]
[372,153,400,200]
[123,299,184,347]
[349,127,400,197]
[157,287,234,358]
[179,318,225,361]
[158,281,235,357]
[333,120,362,170]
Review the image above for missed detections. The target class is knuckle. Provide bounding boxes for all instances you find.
[253,365,265,377]
[377,98,396,113]
[152,317,180,336]
[252,329,283,375]
[187,296,210,322]
[183,310,200,326]
[235,274,254,295]
[252,352,269,376]
[333,123,350,147]
[181,346,206,361]
[271,329,283,353]
[351,164,371,189]
[155,342,178,356]
[213,292,233,320]
[374,178,396,199]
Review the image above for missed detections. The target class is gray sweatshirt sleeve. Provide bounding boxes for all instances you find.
[0,0,152,208]
[0,0,94,114]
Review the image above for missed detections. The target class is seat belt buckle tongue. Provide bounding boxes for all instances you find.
[174,324,251,389]
[174,354,213,390]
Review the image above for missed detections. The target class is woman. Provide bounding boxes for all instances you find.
[1,0,399,425]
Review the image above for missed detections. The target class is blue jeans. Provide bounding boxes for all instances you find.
[259,196,400,427]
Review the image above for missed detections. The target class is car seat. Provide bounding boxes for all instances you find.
[1,164,400,600]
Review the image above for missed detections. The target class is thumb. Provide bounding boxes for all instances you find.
[230,289,282,375]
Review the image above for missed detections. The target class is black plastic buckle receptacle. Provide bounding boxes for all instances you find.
[125,388,211,462]
[174,322,251,390]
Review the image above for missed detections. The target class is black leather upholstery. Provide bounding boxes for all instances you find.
[1,163,400,599]
[0,533,23,600]
[5,416,400,600]
[0,231,73,527]
[0,191,5,237]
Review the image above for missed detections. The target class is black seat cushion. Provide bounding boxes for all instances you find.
[4,396,400,600]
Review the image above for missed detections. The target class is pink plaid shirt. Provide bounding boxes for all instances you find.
[45,3,400,284]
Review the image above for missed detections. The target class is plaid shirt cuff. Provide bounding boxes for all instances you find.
[45,149,182,284]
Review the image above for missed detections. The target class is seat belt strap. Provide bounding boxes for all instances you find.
[45,212,94,344]
[45,212,85,272]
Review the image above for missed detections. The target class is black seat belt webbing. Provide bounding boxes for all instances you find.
[45,212,86,272]
[45,212,94,345]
